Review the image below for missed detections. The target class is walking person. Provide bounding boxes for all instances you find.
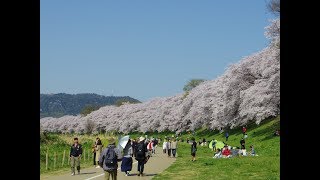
[70,137,82,176]
[95,138,103,168]
[162,139,167,154]
[131,139,136,157]
[135,136,148,176]
[135,139,140,157]
[171,138,178,158]
[153,138,158,154]
[191,137,197,161]
[225,132,229,142]
[92,144,96,166]
[121,139,133,176]
[99,137,122,180]
[242,126,247,135]
[167,139,172,157]
[146,140,153,155]
[147,139,154,156]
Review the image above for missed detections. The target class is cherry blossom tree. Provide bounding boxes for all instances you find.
[40,18,280,134]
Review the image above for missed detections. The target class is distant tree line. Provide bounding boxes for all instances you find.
[40,93,140,118]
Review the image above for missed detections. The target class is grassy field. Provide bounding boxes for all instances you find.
[153,116,280,180]
[40,116,279,179]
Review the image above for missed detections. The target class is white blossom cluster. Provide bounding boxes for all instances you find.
[40,19,280,134]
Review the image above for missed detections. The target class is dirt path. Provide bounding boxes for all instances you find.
[41,147,175,180]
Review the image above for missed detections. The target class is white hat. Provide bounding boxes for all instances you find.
[139,136,145,142]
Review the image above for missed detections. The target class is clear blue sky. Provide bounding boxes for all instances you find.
[41,0,274,102]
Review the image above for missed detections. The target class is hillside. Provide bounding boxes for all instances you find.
[40,93,140,118]
[153,116,280,179]
[40,18,279,134]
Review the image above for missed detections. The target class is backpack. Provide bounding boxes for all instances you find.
[136,143,145,158]
[104,147,117,168]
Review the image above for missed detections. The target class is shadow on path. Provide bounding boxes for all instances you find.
[80,172,97,175]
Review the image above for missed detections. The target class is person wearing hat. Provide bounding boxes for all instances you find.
[135,136,148,176]
[99,137,123,180]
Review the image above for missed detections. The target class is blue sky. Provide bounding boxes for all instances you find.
[41,0,274,102]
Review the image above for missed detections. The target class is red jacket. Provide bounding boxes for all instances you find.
[242,127,247,133]
[222,148,231,156]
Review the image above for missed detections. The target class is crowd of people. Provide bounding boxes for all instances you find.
[68,125,271,179]
[162,136,179,158]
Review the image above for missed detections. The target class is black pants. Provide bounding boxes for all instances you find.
[168,149,171,157]
[172,149,176,157]
[226,137,228,141]
[137,160,145,173]
[93,153,96,165]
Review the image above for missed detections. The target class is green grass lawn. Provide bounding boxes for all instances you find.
[153,116,280,180]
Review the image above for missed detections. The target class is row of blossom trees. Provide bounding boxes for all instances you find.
[40,18,280,134]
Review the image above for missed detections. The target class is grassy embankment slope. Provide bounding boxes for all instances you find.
[153,116,280,180]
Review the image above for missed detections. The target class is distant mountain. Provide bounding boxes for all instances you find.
[40,93,140,118]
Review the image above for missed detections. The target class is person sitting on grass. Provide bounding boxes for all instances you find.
[249,145,258,156]
[213,148,222,159]
[231,147,240,157]
[241,148,247,156]
[222,145,231,158]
